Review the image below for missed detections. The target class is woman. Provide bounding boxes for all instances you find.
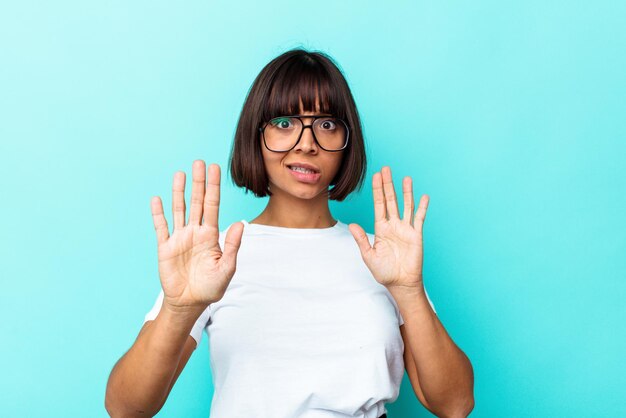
[105,48,474,418]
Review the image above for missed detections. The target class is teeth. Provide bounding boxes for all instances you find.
[290,166,316,174]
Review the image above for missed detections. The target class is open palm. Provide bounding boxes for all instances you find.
[349,166,429,290]
[151,160,244,310]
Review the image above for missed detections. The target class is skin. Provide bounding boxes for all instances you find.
[105,98,474,417]
[256,99,474,415]
[105,159,245,417]
[349,168,475,417]
[104,100,341,417]
[251,102,344,228]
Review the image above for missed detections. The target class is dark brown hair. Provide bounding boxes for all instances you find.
[228,47,367,201]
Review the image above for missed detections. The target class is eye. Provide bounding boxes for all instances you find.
[270,117,294,129]
[319,118,337,130]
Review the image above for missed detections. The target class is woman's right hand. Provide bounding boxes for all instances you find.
[150,160,244,312]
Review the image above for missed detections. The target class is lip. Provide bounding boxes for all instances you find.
[287,165,322,184]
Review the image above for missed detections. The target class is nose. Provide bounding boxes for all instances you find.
[293,123,319,153]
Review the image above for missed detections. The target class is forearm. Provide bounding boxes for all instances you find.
[388,285,474,417]
[105,304,205,417]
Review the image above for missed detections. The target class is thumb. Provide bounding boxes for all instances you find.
[348,223,372,261]
[221,221,244,269]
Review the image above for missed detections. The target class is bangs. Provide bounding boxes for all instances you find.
[262,56,347,122]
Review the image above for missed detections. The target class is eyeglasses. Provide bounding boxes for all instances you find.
[258,115,350,152]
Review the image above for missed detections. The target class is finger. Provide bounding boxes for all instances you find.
[372,172,386,223]
[414,194,430,232]
[402,176,415,226]
[381,166,400,220]
[203,164,220,230]
[172,171,186,230]
[188,160,206,225]
[348,223,373,260]
[220,221,244,272]
[151,196,170,244]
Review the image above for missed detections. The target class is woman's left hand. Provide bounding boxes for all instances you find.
[349,166,429,291]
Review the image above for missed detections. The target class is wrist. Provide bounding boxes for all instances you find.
[386,283,426,306]
[161,300,208,323]
[386,283,424,297]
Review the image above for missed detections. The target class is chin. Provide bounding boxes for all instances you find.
[273,183,328,200]
[289,188,323,200]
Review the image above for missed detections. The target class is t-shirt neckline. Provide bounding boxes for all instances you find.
[240,219,345,236]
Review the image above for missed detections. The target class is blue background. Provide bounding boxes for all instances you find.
[1,1,624,417]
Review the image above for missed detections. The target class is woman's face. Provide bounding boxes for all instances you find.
[260,102,345,201]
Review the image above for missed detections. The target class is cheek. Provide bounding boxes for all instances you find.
[261,151,286,181]
[329,154,345,174]
[260,144,278,167]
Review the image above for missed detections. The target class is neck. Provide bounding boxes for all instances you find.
[251,188,336,229]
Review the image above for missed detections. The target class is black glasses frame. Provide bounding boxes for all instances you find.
[258,114,350,153]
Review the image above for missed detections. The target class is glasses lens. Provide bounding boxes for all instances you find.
[263,116,348,151]
[264,117,301,151]
[313,117,348,150]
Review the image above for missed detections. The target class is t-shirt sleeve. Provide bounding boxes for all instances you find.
[143,289,211,345]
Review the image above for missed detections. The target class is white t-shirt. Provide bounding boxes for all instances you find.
[144,219,436,418]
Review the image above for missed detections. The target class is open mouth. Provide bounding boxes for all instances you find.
[287,165,319,174]
[286,165,321,183]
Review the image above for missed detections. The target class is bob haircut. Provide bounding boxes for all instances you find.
[228,48,367,202]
